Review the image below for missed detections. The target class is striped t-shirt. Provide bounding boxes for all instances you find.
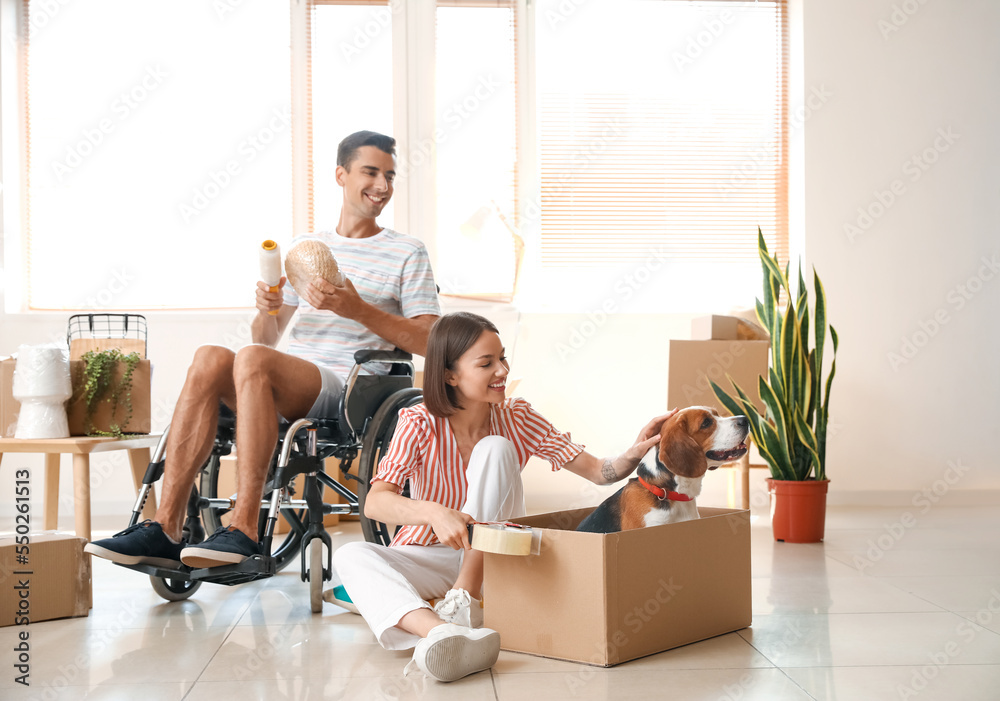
[282,228,440,377]
[374,398,586,547]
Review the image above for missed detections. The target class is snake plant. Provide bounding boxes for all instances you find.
[711,228,838,481]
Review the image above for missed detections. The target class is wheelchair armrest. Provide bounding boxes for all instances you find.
[353,349,413,365]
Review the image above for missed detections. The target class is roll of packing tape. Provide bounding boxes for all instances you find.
[471,523,534,556]
[259,240,283,316]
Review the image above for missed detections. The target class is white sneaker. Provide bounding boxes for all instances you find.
[432,588,484,628]
[409,623,500,682]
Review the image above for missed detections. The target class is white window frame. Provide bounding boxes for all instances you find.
[1,0,791,315]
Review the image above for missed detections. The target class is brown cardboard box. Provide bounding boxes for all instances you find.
[667,340,769,414]
[483,507,751,666]
[0,533,92,627]
[0,357,151,436]
[691,314,742,340]
[66,359,151,435]
[0,358,17,437]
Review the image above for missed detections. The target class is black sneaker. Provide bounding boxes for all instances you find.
[180,526,259,568]
[84,520,185,569]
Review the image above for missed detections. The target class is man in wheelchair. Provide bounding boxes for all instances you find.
[86,130,440,570]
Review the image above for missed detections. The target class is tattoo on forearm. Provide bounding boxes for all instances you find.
[601,458,617,482]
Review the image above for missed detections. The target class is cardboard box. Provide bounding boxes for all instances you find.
[0,357,151,436]
[0,358,17,437]
[691,315,742,340]
[667,340,769,414]
[483,507,751,666]
[66,359,151,435]
[0,533,92,627]
[692,315,770,342]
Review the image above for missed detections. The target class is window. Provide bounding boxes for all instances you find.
[8,0,788,314]
[521,0,788,313]
[20,0,291,310]
[310,1,395,232]
[434,1,519,299]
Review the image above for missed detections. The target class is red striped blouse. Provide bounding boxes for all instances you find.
[373,397,585,547]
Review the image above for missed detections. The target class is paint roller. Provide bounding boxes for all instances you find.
[259,240,282,316]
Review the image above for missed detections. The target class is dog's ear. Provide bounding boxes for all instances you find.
[661,420,709,478]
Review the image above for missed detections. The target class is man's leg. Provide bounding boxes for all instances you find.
[86,345,240,566]
[155,345,238,541]
[222,345,324,541]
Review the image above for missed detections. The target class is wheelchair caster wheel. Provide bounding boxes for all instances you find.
[150,575,202,602]
[309,539,324,614]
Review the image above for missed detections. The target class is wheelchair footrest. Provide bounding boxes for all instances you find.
[114,555,277,586]
[189,555,277,586]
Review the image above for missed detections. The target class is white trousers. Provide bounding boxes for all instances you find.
[333,436,524,650]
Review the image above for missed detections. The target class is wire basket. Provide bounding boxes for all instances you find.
[66,314,147,360]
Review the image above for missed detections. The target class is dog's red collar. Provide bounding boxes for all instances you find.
[638,475,692,502]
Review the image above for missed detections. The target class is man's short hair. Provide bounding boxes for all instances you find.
[337,131,396,170]
[423,312,501,418]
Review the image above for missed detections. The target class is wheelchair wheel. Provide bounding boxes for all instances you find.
[309,538,324,613]
[150,575,202,602]
[357,387,423,546]
[198,453,304,573]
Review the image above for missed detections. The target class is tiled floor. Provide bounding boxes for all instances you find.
[5,503,1000,700]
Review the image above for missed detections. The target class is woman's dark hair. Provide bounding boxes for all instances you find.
[423,312,500,418]
[337,130,396,170]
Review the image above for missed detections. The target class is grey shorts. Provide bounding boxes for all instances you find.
[279,362,345,421]
[309,362,347,417]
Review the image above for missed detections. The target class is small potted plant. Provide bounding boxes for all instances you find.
[74,348,142,438]
[711,228,838,542]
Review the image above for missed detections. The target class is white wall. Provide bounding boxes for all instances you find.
[3,0,999,529]
[800,0,1000,501]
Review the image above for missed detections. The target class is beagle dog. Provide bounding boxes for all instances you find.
[576,407,750,533]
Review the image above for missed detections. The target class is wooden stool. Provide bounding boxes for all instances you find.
[0,434,161,542]
[722,452,769,510]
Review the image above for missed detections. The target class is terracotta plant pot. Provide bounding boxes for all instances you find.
[766,478,830,543]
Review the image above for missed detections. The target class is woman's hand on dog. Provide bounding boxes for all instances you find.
[624,409,679,463]
[428,503,475,550]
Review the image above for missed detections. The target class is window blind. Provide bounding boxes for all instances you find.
[536,0,788,273]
